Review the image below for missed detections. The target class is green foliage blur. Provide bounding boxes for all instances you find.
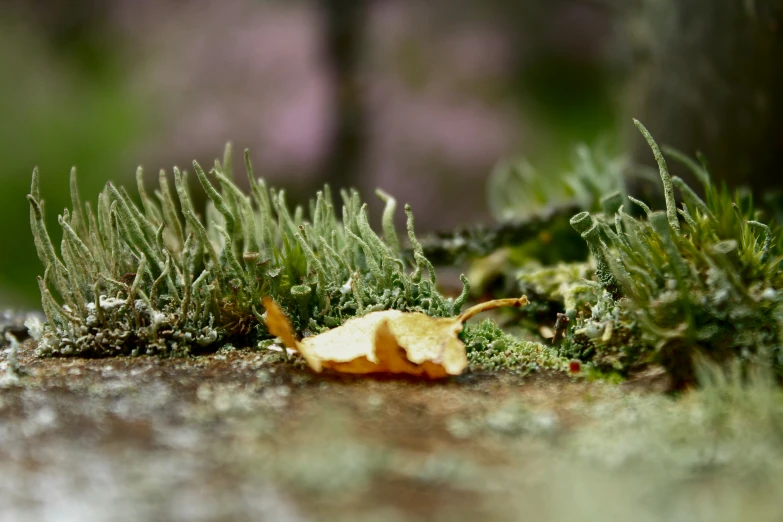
[0,16,150,307]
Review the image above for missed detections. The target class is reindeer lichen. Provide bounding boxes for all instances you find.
[28,145,467,357]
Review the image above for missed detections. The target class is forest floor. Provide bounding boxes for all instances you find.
[2,340,783,521]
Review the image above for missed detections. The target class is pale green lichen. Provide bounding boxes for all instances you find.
[633,119,680,232]
[516,262,594,311]
[29,145,467,357]
[563,124,783,385]
[463,319,569,374]
[1,333,23,386]
[481,123,783,384]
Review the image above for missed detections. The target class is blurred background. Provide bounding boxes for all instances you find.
[1,0,782,307]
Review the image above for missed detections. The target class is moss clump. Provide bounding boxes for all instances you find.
[463,319,568,374]
[28,145,468,357]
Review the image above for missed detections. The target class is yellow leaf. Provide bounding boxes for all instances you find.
[263,296,528,379]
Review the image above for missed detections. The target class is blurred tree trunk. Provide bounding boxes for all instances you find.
[625,0,783,193]
[319,0,367,192]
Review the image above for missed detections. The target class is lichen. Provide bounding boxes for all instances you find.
[470,124,783,384]
[28,144,467,357]
[562,125,783,386]
[1,333,23,387]
[462,319,569,374]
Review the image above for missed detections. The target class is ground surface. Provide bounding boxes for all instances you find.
[2,340,782,521]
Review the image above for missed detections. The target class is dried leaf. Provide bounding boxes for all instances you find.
[263,296,528,378]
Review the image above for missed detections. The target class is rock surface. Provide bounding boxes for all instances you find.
[2,340,782,521]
